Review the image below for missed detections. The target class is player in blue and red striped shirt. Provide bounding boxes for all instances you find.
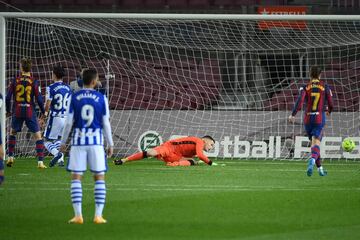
[289,66,333,176]
[5,58,46,169]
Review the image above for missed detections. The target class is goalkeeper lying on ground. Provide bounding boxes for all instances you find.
[114,136,217,166]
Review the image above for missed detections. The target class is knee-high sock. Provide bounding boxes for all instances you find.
[0,157,4,171]
[316,155,322,168]
[44,141,59,156]
[8,135,16,157]
[311,145,320,160]
[35,140,45,162]
[127,151,147,161]
[94,180,106,217]
[0,156,4,182]
[71,180,82,217]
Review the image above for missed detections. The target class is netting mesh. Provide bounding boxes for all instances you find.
[4,17,360,159]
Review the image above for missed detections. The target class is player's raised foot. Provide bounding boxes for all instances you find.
[0,175,4,186]
[93,216,107,224]
[306,158,315,177]
[114,159,125,165]
[6,157,14,167]
[49,152,63,167]
[37,161,47,169]
[68,216,84,224]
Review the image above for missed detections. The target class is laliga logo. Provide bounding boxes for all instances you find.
[138,131,163,151]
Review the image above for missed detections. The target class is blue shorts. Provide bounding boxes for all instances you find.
[305,124,324,140]
[11,115,40,133]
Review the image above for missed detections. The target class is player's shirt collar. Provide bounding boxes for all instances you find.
[311,79,320,83]
[20,72,31,77]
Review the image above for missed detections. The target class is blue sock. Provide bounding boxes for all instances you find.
[94,180,106,217]
[71,180,82,216]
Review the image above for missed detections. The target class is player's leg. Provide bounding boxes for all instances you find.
[68,173,84,224]
[88,146,107,224]
[45,117,64,167]
[114,147,161,165]
[312,128,327,176]
[34,131,46,169]
[26,116,46,168]
[304,124,316,176]
[7,116,22,167]
[93,173,107,224]
[0,143,5,185]
[67,146,86,224]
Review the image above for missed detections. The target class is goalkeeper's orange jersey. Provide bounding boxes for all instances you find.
[156,136,211,164]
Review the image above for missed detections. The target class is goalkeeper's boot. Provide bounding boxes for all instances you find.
[114,159,125,165]
[318,167,328,177]
[68,216,84,224]
[49,152,63,168]
[6,157,14,167]
[306,158,315,177]
[93,216,107,224]
[37,161,47,169]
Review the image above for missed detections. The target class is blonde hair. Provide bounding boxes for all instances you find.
[20,57,32,72]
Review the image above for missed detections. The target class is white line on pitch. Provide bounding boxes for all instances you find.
[1,187,359,192]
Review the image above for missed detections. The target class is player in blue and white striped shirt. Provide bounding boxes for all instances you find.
[60,69,114,224]
[44,66,71,167]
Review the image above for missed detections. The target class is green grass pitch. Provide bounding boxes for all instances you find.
[1,158,359,240]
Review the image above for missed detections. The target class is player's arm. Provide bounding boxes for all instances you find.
[5,79,14,115]
[60,96,74,152]
[44,86,52,118]
[102,96,114,157]
[34,80,45,115]
[325,84,334,115]
[196,142,212,165]
[289,86,306,123]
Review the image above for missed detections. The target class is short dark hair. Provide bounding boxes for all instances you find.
[52,65,65,79]
[310,66,322,79]
[20,57,32,72]
[82,68,97,85]
[202,135,215,143]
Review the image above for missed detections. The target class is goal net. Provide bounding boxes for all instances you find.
[2,14,360,160]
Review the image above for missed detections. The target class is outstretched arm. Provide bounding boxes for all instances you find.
[196,143,212,165]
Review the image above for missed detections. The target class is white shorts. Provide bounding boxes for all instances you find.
[44,116,65,140]
[67,145,107,173]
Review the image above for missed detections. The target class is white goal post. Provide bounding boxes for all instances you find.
[1,13,360,160]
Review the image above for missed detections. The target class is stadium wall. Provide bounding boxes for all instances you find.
[111,110,360,159]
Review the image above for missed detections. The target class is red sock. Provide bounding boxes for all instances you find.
[316,156,321,168]
[311,145,320,160]
[127,152,145,161]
